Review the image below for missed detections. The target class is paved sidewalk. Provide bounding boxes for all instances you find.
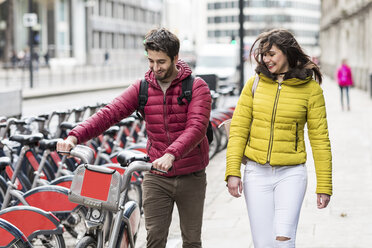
[136,76,372,248]
[5,73,372,247]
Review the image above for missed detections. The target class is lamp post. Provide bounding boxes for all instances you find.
[238,0,244,93]
[28,0,34,88]
[85,0,95,65]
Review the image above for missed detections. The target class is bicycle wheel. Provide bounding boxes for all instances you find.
[217,127,228,151]
[75,235,97,248]
[126,183,143,212]
[61,206,87,241]
[30,233,65,248]
[0,176,7,208]
[208,129,220,159]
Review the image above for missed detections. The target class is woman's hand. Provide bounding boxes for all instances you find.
[227,176,243,198]
[317,193,331,209]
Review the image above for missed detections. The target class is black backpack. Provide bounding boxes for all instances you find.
[137,75,214,144]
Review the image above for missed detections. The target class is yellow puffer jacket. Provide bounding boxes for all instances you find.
[225,73,332,195]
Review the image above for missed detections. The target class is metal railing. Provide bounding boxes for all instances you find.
[0,63,147,90]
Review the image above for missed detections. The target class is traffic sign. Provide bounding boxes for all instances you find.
[23,13,37,27]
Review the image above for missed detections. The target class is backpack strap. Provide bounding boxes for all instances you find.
[137,79,149,118]
[252,74,259,97]
[177,75,194,105]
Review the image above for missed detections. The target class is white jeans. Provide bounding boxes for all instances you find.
[243,160,307,248]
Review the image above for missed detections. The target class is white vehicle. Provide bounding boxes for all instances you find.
[194,43,240,93]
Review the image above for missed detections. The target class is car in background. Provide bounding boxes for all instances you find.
[194,43,240,94]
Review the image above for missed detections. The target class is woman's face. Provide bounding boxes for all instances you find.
[262,44,289,75]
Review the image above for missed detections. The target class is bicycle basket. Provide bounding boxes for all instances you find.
[68,164,121,212]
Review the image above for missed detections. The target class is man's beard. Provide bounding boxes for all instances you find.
[155,65,174,82]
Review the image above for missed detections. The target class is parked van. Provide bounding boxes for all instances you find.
[194,43,240,93]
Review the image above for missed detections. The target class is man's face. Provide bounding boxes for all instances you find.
[147,50,178,82]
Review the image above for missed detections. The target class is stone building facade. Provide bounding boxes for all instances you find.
[320,0,372,92]
[205,0,321,56]
[0,0,162,69]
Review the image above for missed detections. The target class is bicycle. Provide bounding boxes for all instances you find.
[66,145,165,248]
[0,133,89,242]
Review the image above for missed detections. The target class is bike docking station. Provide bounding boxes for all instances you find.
[69,164,121,227]
[66,145,145,247]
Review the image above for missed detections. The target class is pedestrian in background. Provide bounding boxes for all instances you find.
[10,50,19,68]
[225,29,332,247]
[336,58,353,111]
[57,28,211,248]
[44,50,50,67]
[104,50,109,65]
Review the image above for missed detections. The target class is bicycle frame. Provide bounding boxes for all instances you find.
[108,161,150,247]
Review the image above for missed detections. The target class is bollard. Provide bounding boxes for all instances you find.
[370,73,372,98]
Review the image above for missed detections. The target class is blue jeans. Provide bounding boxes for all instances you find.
[339,85,350,109]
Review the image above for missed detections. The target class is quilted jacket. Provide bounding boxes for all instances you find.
[225,73,332,195]
[69,60,212,177]
[337,64,353,87]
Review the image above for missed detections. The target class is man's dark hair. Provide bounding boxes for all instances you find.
[144,28,180,61]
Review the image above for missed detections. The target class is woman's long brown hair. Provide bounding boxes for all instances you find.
[249,29,322,83]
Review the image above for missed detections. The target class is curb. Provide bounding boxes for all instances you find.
[22,82,131,100]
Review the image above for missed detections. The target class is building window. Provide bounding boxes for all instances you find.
[118,4,124,19]
[93,31,99,49]
[59,0,66,21]
[106,1,112,17]
[127,6,134,20]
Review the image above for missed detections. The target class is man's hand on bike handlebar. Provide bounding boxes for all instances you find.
[152,153,175,174]
[56,136,78,155]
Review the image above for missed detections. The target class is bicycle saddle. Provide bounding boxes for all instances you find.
[117,150,149,167]
[9,133,44,146]
[0,157,11,171]
[39,138,62,151]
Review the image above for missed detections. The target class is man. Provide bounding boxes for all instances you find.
[57,28,211,248]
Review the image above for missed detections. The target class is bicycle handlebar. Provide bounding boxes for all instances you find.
[120,161,167,192]
[57,145,95,164]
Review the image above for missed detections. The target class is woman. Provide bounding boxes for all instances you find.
[225,29,332,247]
[336,59,353,111]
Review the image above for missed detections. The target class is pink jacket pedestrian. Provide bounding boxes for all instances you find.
[337,62,353,87]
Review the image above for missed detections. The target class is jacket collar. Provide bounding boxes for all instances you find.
[255,64,313,85]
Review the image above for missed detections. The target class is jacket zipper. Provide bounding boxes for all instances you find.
[163,93,171,145]
[295,122,298,151]
[267,82,282,163]
[247,117,254,146]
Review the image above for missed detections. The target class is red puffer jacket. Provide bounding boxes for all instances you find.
[69,60,212,177]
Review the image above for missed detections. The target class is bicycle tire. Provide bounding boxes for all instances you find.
[75,235,97,248]
[0,175,7,208]
[126,183,143,213]
[61,206,87,241]
[208,129,220,159]
[30,233,65,248]
[217,127,228,151]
